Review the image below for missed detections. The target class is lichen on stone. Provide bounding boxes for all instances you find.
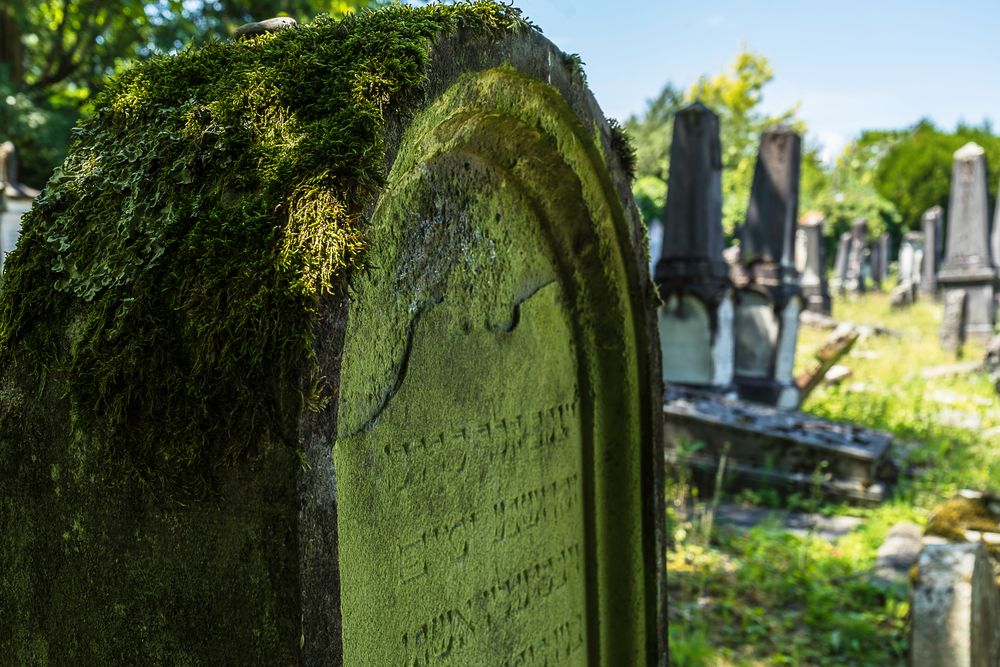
[0,1,533,497]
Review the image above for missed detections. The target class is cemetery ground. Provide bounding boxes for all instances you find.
[667,288,1000,666]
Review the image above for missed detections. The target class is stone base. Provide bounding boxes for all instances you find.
[658,294,734,389]
[733,377,800,409]
[940,281,997,341]
[802,291,831,316]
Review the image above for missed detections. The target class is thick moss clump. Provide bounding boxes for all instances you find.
[0,2,532,497]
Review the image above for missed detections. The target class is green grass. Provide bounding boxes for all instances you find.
[668,286,1000,666]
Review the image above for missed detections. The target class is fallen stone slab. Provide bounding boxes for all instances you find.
[663,386,896,504]
[712,502,864,543]
[871,522,923,591]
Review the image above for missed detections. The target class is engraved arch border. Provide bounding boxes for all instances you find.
[376,64,655,662]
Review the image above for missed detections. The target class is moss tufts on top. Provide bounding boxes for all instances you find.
[0,1,532,498]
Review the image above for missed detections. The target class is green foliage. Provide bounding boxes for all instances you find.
[625,51,829,237]
[669,291,1000,664]
[632,175,667,227]
[0,68,77,186]
[0,0,386,188]
[874,119,1000,231]
[0,1,531,498]
[623,83,682,183]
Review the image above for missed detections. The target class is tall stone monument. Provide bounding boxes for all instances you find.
[938,142,999,340]
[795,211,831,315]
[731,126,803,408]
[921,206,944,296]
[0,8,666,665]
[655,103,733,390]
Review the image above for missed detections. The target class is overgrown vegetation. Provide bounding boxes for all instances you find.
[668,289,1000,666]
[0,2,532,498]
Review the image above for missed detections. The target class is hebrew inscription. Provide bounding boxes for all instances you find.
[335,151,592,665]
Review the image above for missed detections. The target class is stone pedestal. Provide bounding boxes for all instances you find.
[731,126,803,408]
[655,102,734,392]
[795,212,831,315]
[922,206,944,296]
[939,142,999,341]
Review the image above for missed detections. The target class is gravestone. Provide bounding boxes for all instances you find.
[911,543,1000,667]
[922,206,945,296]
[872,233,890,290]
[795,212,831,315]
[831,231,852,294]
[843,217,869,293]
[892,232,924,308]
[655,102,733,390]
[0,140,40,200]
[795,213,831,315]
[938,142,999,340]
[0,9,666,665]
[731,126,803,408]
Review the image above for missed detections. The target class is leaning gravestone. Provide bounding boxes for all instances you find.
[730,126,803,408]
[655,102,734,391]
[939,142,999,341]
[0,6,666,665]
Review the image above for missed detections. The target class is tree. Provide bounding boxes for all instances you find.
[0,0,384,187]
[874,120,1000,231]
[625,50,829,238]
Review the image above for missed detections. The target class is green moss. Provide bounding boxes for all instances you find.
[0,2,531,498]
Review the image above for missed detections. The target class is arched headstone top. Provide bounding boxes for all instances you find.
[0,5,664,665]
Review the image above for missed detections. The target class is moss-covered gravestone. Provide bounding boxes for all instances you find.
[0,3,664,665]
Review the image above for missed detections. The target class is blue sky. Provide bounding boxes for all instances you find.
[504,1,1000,162]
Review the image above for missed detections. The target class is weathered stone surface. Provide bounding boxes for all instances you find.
[796,212,831,315]
[732,126,802,407]
[939,142,999,340]
[871,233,890,290]
[843,217,868,293]
[872,522,923,589]
[662,386,895,504]
[911,543,1000,667]
[0,11,665,665]
[655,102,733,390]
[235,16,298,39]
[831,231,851,294]
[922,205,944,295]
[941,288,969,354]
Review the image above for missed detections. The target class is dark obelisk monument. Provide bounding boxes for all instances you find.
[939,142,999,341]
[795,211,831,314]
[731,125,803,408]
[921,205,944,296]
[655,102,734,390]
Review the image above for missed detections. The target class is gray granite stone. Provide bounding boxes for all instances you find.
[731,126,802,407]
[939,143,999,340]
[796,212,831,315]
[655,102,734,390]
[922,206,944,295]
[911,542,1000,667]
